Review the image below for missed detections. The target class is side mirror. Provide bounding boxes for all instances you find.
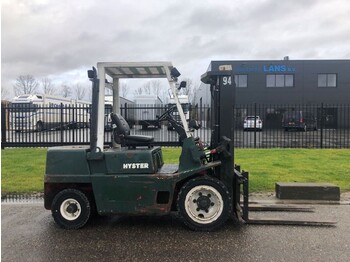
[170,67,181,79]
[88,67,97,79]
[178,81,187,90]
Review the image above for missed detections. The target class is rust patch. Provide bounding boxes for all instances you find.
[126,152,135,158]
[157,173,180,180]
[137,205,170,214]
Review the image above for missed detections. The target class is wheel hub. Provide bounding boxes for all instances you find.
[66,203,78,214]
[195,194,213,212]
[184,185,224,224]
[60,198,82,221]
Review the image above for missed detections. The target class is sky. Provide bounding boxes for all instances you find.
[1,0,350,100]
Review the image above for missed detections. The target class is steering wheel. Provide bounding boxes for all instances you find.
[158,105,188,143]
[157,105,177,122]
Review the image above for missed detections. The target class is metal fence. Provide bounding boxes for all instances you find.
[1,103,350,149]
[233,103,350,148]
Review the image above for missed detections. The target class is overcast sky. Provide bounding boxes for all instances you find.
[2,0,350,100]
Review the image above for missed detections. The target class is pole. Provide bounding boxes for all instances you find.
[320,103,324,149]
[1,104,7,149]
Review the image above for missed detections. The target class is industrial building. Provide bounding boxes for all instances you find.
[196,59,350,105]
[195,59,350,129]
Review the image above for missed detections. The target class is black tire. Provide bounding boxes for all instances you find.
[177,176,232,231]
[51,189,91,229]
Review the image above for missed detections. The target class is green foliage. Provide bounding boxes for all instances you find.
[1,148,350,193]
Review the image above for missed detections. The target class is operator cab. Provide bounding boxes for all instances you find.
[88,62,192,152]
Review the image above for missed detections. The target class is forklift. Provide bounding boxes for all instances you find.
[44,62,335,231]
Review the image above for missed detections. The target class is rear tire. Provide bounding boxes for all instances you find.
[51,189,91,229]
[177,176,231,231]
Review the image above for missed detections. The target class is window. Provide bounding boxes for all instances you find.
[266,74,294,87]
[234,74,248,88]
[318,74,337,87]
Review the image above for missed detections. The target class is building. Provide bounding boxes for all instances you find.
[197,59,350,105]
[195,59,350,128]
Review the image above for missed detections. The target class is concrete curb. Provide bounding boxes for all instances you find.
[2,192,350,205]
[1,193,44,203]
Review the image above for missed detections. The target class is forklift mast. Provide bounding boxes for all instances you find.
[201,65,236,190]
[201,65,336,227]
[205,66,235,153]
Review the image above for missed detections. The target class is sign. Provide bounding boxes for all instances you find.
[235,64,296,73]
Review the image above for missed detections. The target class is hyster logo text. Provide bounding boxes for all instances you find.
[123,163,149,169]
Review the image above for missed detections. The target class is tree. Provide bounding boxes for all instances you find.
[1,86,12,100]
[74,83,86,100]
[41,77,56,95]
[160,90,168,104]
[86,87,92,102]
[13,75,39,96]
[120,83,129,98]
[133,86,143,96]
[143,82,151,95]
[151,80,162,97]
[61,83,71,98]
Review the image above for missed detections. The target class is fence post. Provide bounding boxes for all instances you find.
[60,103,64,146]
[124,103,128,120]
[1,104,6,149]
[254,102,257,148]
[72,105,75,142]
[320,103,324,149]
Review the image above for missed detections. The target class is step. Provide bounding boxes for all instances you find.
[275,182,340,201]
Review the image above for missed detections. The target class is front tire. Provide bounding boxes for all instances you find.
[51,189,91,229]
[177,176,231,231]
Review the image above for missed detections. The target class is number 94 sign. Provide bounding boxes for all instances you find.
[222,76,232,86]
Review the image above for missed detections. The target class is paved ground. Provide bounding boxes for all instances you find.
[2,201,350,262]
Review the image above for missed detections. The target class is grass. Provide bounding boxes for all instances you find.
[1,148,350,194]
[1,148,47,193]
[235,149,350,192]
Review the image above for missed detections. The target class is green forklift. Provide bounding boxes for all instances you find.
[44,62,334,231]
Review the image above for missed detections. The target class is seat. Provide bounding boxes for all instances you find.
[110,113,154,148]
